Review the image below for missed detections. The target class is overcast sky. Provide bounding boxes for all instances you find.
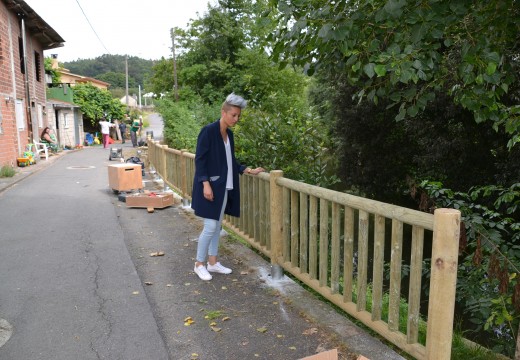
[25,0,213,62]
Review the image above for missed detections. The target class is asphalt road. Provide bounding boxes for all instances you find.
[0,147,169,360]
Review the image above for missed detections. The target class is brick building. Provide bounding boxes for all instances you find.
[0,0,64,166]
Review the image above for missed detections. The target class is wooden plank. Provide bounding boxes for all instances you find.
[283,188,291,262]
[291,190,299,267]
[309,196,318,280]
[277,177,433,230]
[372,214,385,321]
[331,202,341,294]
[343,206,354,302]
[259,176,266,247]
[300,192,309,274]
[426,209,460,359]
[407,225,424,344]
[388,219,403,331]
[357,210,369,312]
[319,198,329,287]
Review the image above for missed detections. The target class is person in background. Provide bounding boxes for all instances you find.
[99,118,115,149]
[130,116,141,147]
[191,93,265,281]
[119,120,127,144]
[40,127,59,152]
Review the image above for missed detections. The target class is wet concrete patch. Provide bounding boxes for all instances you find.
[0,318,13,348]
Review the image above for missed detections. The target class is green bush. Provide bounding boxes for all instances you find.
[418,181,520,357]
[0,165,15,178]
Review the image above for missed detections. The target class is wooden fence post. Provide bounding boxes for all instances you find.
[180,149,188,198]
[160,145,168,181]
[426,208,461,359]
[270,170,284,279]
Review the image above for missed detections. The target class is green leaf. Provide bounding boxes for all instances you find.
[399,69,412,84]
[486,62,497,76]
[395,104,406,121]
[363,63,376,78]
[384,0,406,17]
[407,104,419,117]
[374,64,387,77]
[318,24,332,39]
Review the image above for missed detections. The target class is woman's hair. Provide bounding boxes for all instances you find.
[222,93,247,111]
[40,127,50,139]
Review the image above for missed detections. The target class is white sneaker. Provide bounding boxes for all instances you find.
[207,262,232,274]
[194,264,212,281]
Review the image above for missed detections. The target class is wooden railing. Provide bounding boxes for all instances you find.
[148,140,461,360]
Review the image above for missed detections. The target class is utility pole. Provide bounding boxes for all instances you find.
[170,28,178,102]
[125,55,129,107]
[138,85,142,109]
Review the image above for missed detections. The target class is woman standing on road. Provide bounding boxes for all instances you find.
[191,93,264,281]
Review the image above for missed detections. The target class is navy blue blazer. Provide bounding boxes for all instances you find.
[191,120,246,220]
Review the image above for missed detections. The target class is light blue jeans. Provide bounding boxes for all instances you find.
[196,190,228,263]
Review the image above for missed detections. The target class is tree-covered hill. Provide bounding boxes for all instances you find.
[63,54,157,91]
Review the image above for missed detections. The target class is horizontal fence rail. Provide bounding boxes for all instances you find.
[148,140,460,360]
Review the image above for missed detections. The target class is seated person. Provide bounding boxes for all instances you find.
[40,127,59,152]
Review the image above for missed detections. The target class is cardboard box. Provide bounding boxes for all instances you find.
[126,192,175,209]
[108,163,143,191]
[299,349,338,360]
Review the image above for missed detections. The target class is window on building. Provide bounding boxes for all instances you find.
[63,113,69,129]
[34,51,41,82]
[15,99,25,130]
[18,37,25,74]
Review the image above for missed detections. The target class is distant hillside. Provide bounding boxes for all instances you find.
[63,54,156,90]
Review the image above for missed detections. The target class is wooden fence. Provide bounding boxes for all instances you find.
[148,140,461,360]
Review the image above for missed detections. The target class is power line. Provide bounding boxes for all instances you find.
[74,0,110,54]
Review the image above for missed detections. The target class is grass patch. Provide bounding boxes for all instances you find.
[0,165,15,178]
[204,309,225,320]
[452,331,507,360]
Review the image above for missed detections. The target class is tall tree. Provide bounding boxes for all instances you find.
[72,83,126,125]
[267,0,520,146]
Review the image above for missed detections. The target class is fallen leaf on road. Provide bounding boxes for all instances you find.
[221,286,227,290]
[303,327,318,335]
[240,271,248,275]
[144,282,153,286]
[256,327,267,333]
[166,284,173,287]
[222,316,230,321]
[190,353,199,359]
[289,346,296,350]
[211,326,221,332]
[132,291,139,295]
[210,322,217,326]
[184,316,195,326]
[150,251,165,257]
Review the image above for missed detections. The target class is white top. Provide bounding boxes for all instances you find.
[224,138,233,190]
[99,121,113,135]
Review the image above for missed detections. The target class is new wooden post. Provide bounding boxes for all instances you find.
[160,144,168,180]
[181,149,188,198]
[270,170,284,279]
[426,208,461,359]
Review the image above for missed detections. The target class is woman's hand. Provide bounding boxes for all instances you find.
[203,181,214,201]
[246,167,265,175]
